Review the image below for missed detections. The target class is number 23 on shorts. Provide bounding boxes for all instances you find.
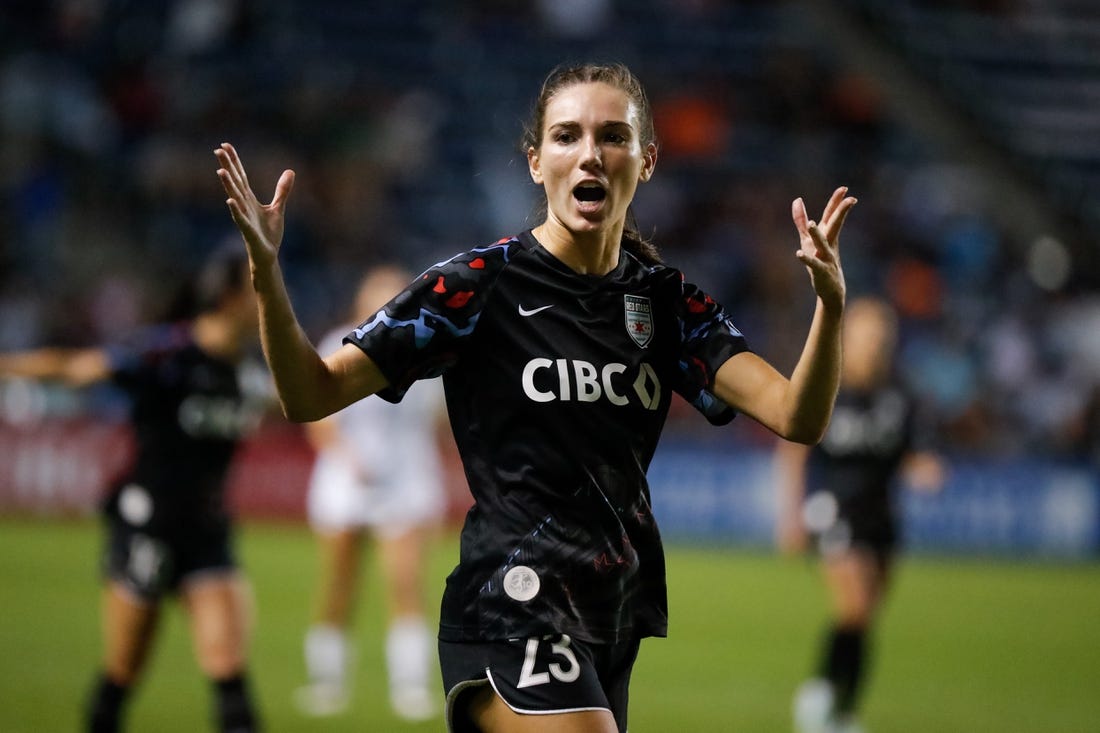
[517,634,581,688]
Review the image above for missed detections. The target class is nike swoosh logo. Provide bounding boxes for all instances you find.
[518,304,555,317]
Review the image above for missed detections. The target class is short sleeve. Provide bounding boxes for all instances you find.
[673,277,751,425]
[344,239,517,402]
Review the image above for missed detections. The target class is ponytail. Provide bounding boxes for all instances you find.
[622,208,662,266]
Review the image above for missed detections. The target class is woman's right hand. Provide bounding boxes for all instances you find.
[214,142,295,271]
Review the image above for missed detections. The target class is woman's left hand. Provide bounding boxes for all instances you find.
[791,187,855,314]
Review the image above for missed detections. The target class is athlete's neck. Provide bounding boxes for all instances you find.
[532,220,622,276]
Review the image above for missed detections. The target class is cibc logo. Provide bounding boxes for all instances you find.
[520,358,661,410]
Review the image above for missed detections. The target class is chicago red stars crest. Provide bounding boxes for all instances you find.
[624,294,653,348]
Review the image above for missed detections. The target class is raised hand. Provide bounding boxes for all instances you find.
[791,186,855,313]
[214,142,295,270]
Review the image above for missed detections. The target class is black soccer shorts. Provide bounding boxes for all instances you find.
[804,489,898,561]
[102,515,237,601]
[440,633,640,733]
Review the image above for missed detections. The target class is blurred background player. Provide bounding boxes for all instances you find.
[775,296,945,733]
[0,247,267,733]
[294,264,448,722]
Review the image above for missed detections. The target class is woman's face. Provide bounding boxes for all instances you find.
[528,81,657,237]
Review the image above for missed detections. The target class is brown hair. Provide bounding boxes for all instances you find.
[522,62,662,266]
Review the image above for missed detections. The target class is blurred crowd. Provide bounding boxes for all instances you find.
[1,0,1098,464]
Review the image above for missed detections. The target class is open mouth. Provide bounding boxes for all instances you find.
[573,183,607,203]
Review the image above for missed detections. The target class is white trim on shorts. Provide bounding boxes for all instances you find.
[443,667,613,733]
[486,668,611,716]
[445,677,490,733]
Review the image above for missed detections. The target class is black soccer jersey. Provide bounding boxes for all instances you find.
[102,323,260,535]
[806,384,915,522]
[346,231,749,644]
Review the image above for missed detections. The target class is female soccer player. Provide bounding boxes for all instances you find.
[0,248,266,733]
[295,264,448,721]
[215,62,855,733]
[775,296,944,733]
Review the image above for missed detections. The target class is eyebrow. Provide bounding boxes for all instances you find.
[547,120,634,131]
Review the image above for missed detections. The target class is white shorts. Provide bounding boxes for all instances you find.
[306,454,446,538]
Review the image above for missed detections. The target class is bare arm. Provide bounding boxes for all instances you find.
[0,348,111,388]
[214,142,387,421]
[714,187,853,443]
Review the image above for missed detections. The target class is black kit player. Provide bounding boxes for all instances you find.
[0,248,268,732]
[216,62,856,733]
[776,296,945,733]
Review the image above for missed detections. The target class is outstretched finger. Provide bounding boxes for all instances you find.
[270,169,296,212]
[218,145,252,186]
[224,198,258,241]
[808,221,836,261]
[791,197,810,236]
[218,142,251,189]
[213,145,238,179]
[224,197,246,227]
[216,166,247,204]
[820,186,848,225]
[823,196,857,243]
[214,149,249,201]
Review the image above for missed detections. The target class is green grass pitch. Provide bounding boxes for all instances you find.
[1,516,1097,732]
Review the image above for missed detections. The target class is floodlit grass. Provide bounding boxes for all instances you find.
[1,517,1097,732]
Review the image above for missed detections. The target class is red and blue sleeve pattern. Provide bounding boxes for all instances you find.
[344,237,518,403]
[674,276,751,425]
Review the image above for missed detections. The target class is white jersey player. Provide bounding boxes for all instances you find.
[296,266,448,722]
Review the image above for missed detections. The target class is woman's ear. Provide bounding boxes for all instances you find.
[639,142,658,182]
[527,146,543,185]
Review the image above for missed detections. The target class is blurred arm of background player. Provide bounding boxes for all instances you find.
[0,348,111,387]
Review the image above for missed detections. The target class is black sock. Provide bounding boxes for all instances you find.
[87,673,129,733]
[818,626,867,715]
[212,674,260,733]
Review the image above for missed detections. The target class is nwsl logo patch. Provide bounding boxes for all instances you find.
[624,294,653,348]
